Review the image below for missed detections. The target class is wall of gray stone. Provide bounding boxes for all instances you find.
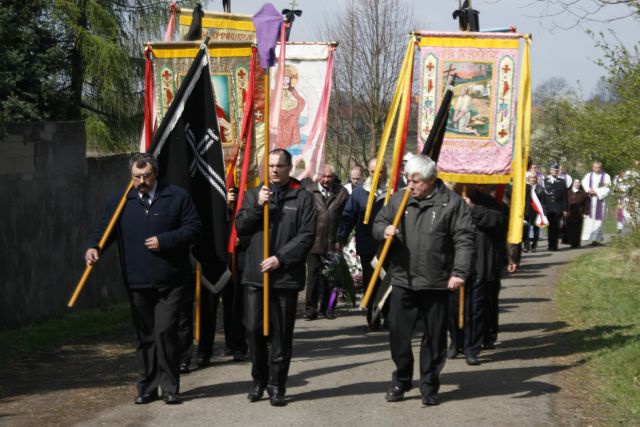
[0,122,131,328]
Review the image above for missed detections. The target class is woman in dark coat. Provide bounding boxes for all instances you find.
[565,179,590,248]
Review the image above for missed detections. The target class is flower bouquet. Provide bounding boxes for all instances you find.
[321,251,357,309]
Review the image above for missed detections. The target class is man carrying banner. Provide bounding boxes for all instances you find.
[337,158,389,330]
[84,153,201,405]
[372,155,474,406]
[235,148,316,406]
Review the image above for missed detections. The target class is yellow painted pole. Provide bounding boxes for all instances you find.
[263,72,270,337]
[385,40,415,206]
[360,189,411,309]
[195,263,201,341]
[363,37,415,225]
[68,180,135,307]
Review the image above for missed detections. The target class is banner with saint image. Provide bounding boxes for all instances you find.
[417,32,525,183]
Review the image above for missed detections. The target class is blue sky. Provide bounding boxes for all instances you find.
[203,0,639,96]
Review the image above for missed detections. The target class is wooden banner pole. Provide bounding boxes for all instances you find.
[459,185,468,329]
[195,263,201,341]
[263,72,270,337]
[68,180,134,307]
[360,189,411,310]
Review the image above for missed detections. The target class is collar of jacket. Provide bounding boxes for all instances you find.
[307,181,342,194]
[270,177,303,200]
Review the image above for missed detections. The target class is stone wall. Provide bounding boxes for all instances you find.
[0,122,131,328]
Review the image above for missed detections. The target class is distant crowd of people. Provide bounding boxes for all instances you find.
[523,160,623,253]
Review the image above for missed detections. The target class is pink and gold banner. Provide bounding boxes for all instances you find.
[417,32,523,183]
[271,43,335,180]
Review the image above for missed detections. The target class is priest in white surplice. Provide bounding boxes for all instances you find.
[581,161,611,245]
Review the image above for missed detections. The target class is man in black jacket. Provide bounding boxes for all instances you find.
[543,163,568,251]
[235,148,316,406]
[373,155,475,406]
[305,164,349,320]
[337,158,389,330]
[448,185,507,365]
[84,153,201,405]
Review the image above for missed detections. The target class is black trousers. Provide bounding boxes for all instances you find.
[388,286,449,397]
[523,223,540,250]
[360,253,381,325]
[484,279,501,344]
[222,278,247,354]
[177,283,195,364]
[244,286,298,390]
[197,286,221,358]
[305,253,330,316]
[128,284,188,396]
[547,212,562,250]
[448,279,486,357]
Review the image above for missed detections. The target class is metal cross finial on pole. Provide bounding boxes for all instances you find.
[281,0,302,41]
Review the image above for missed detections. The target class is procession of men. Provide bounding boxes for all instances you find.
[84,149,552,408]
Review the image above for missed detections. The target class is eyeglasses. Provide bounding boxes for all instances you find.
[132,172,154,181]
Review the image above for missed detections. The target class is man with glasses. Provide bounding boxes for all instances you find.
[84,153,201,405]
[235,148,316,406]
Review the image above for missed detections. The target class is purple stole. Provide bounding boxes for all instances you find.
[589,172,606,220]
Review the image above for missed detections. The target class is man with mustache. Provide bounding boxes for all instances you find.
[84,153,201,405]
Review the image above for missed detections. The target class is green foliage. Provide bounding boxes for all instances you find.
[2,0,198,151]
[557,246,640,424]
[0,1,68,125]
[531,40,640,176]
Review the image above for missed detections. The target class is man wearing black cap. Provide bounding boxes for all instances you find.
[543,163,568,251]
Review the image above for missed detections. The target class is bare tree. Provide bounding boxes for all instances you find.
[321,0,415,176]
[514,0,639,31]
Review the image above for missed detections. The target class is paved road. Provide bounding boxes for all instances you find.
[79,245,588,427]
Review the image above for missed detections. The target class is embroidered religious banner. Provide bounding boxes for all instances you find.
[417,32,526,183]
[271,43,335,179]
[148,41,259,168]
[178,8,256,42]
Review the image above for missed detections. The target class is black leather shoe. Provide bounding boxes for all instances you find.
[232,351,247,362]
[197,356,211,368]
[247,384,265,402]
[482,341,496,350]
[267,386,287,406]
[162,392,182,404]
[179,362,191,374]
[305,313,318,321]
[465,354,481,366]
[422,395,439,406]
[447,346,460,359]
[385,385,408,402]
[134,392,159,404]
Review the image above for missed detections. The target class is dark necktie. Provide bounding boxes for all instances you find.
[142,193,151,207]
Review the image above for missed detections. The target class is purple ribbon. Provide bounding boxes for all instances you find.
[589,172,606,220]
[252,3,283,69]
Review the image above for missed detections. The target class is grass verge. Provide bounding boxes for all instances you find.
[556,234,640,425]
[0,301,131,365]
